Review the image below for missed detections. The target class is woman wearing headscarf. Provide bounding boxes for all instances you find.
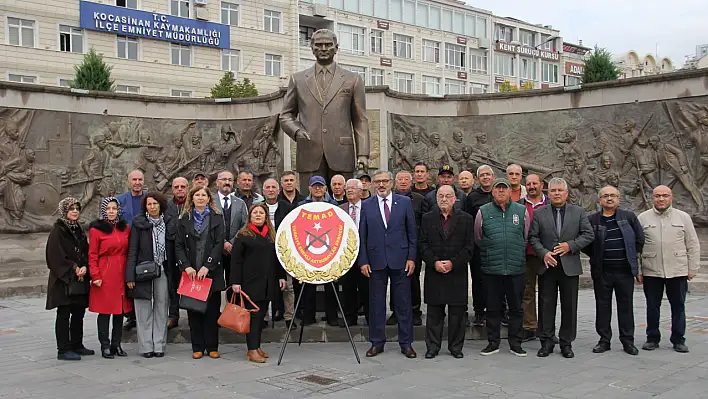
[231,203,286,363]
[175,185,225,359]
[46,197,94,361]
[126,192,175,358]
[88,197,132,359]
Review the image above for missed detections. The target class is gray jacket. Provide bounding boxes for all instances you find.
[212,193,248,244]
[528,203,595,277]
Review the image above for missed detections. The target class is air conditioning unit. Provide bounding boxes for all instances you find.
[195,8,209,20]
[194,0,207,6]
[313,3,327,17]
[478,38,490,49]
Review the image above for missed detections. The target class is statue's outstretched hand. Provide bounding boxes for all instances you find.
[295,130,311,141]
[357,155,369,173]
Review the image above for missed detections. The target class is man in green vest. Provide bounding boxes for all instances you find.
[474,178,531,357]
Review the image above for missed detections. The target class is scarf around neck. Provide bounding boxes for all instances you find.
[193,206,211,233]
[147,213,166,265]
[99,196,122,225]
[249,222,269,238]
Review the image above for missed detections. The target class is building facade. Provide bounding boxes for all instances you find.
[560,41,589,87]
[1,0,565,97]
[613,50,674,80]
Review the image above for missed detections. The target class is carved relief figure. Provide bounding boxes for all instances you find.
[409,128,429,166]
[389,135,412,171]
[461,146,478,173]
[0,119,21,158]
[648,135,705,212]
[202,124,242,175]
[429,132,449,170]
[70,135,113,209]
[0,148,35,228]
[256,124,280,173]
[555,130,585,168]
[594,154,620,189]
[447,129,469,167]
[473,132,495,162]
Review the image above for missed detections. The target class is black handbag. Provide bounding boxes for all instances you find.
[135,261,161,282]
[67,274,90,296]
[179,294,208,313]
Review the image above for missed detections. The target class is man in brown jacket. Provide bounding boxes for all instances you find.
[279,29,370,194]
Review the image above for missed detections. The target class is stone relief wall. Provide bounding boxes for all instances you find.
[0,107,281,233]
[389,97,708,222]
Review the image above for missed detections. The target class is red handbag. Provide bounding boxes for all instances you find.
[218,291,260,334]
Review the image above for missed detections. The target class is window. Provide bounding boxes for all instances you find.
[221,2,239,26]
[170,0,189,17]
[520,58,536,80]
[370,68,384,86]
[566,75,582,86]
[341,64,366,81]
[338,24,365,55]
[265,54,282,76]
[171,89,192,97]
[453,11,464,34]
[116,0,137,8]
[58,78,72,87]
[300,25,316,47]
[465,15,476,37]
[445,79,465,95]
[494,24,513,43]
[7,17,35,47]
[170,43,191,66]
[520,30,535,47]
[116,84,140,94]
[417,3,429,27]
[494,54,515,77]
[429,6,440,29]
[422,75,440,95]
[469,83,487,94]
[361,0,374,15]
[540,35,553,51]
[59,26,83,53]
[264,10,281,33]
[441,9,452,31]
[445,43,465,70]
[403,0,415,24]
[422,40,440,63]
[477,17,487,39]
[393,34,412,59]
[470,50,487,74]
[117,36,138,60]
[344,0,358,12]
[370,30,383,54]
[374,0,388,19]
[222,49,240,72]
[390,0,402,21]
[394,72,414,93]
[542,63,559,83]
[8,74,36,84]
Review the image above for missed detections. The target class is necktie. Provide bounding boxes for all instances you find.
[223,196,229,211]
[556,208,562,236]
[349,204,357,222]
[383,198,391,225]
[317,69,328,91]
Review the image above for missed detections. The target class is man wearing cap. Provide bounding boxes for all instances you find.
[192,171,209,188]
[356,172,373,200]
[235,170,264,209]
[475,178,531,357]
[297,176,340,326]
[422,165,466,214]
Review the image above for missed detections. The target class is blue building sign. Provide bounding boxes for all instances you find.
[79,1,230,49]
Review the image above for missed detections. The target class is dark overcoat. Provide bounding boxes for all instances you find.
[125,213,177,300]
[45,220,91,310]
[230,233,285,302]
[175,210,226,293]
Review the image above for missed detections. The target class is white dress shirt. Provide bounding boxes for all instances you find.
[217,191,230,210]
[347,200,362,229]
[377,192,393,229]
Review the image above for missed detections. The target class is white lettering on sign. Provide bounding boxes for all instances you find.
[568,64,583,75]
[496,42,560,61]
[91,11,222,44]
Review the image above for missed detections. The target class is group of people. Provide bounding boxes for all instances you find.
[45,160,700,363]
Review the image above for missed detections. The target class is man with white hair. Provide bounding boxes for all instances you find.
[338,178,369,327]
[331,174,347,205]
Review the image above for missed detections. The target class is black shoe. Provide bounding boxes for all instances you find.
[338,318,357,328]
[510,346,527,357]
[412,314,423,326]
[386,314,398,326]
[450,351,464,359]
[560,346,574,358]
[537,345,554,358]
[111,346,127,357]
[623,344,639,355]
[673,343,689,353]
[592,342,611,353]
[320,316,327,322]
[142,352,154,358]
[73,346,95,356]
[273,311,284,322]
[154,352,165,358]
[101,348,114,359]
[424,350,438,359]
[326,318,340,327]
[642,341,659,351]
[473,313,484,327]
[521,329,537,342]
[285,320,298,329]
[301,319,317,326]
[123,319,137,331]
[480,343,499,356]
[58,351,81,361]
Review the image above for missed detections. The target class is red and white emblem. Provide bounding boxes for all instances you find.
[290,208,345,268]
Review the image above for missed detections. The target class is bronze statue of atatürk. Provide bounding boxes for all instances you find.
[279,29,370,192]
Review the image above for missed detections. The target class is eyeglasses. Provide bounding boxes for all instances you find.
[68,205,80,211]
[600,194,619,199]
[437,194,456,199]
[372,179,391,185]
[218,178,233,182]
[653,194,672,199]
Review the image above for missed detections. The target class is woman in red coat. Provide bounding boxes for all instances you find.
[88,197,132,359]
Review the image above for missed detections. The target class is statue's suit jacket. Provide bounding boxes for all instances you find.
[279,62,370,173]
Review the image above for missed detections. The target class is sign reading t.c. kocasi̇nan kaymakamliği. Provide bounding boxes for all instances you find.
[79,1,230,49]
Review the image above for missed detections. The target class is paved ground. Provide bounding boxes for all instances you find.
[0,290,707,399]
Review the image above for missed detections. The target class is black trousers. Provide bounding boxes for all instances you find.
[643,276,688,345]
[167,265,181,321]
[246,300,269,350]
[187,293,221,353]
[301,283,338,323]
[539,266,579,347]
[425,304,467,353]
[340,265,369,322]
[470,256,485,315]
[55,304,86,354]
[223,254,233,304]
[593,268,635,346]
[390,258,421,317]
[484,274,524,346]
[97,314,123,349]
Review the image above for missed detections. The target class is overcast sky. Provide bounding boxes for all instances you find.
[468,0,707,67]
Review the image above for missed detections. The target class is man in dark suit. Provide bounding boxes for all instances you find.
[359,170,418,359]
[279,29,370,194]
[338,178,369,327]
[529,177,595,358]
[419,185,474,359]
